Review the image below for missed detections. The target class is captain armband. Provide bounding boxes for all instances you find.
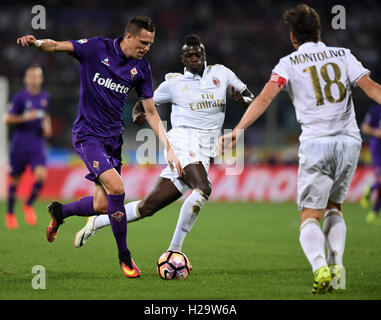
[269,73,287,90]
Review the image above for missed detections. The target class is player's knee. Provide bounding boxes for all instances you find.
[194,181,212,199]
[34,166,47,182]
[300,208,324,224]
[93,199,107,214]
[107,184,125,196]
[138,201,157,218]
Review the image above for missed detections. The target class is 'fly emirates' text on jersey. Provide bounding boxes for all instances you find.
[69,36,154,137]
[153,64,247,130]
[271,41,370,143]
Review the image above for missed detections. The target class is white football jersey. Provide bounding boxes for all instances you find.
[272,41,369,143]
[153,64,247,130]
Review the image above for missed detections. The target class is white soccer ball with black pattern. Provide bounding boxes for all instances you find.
[157,250,190,280]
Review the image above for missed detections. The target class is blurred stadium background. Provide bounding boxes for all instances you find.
[0,0,379,202]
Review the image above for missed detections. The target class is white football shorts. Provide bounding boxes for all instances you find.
[160,127,219,194]
[297,135,361,211]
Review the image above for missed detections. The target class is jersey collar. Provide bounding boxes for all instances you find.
[298,41,325,51]
[113,36,129,59]
[183,61,208,79]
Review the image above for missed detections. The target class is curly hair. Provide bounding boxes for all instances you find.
[182,34,205,51]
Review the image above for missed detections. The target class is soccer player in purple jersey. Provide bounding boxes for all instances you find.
[4,66,52,229]
[360,105,381,224]
[17,16,182,278]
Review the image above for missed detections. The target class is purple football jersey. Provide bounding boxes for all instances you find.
[8,89,50,144]
[8,89,49,175]
[69,36,154,137]
[364,105,381,166]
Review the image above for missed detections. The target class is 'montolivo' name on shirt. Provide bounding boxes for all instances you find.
[289,49,345,65]
[93,72,130,94]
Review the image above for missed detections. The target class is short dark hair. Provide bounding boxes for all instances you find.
[124,16,155,36]
[282,4,321,44]
[182,34,205,52]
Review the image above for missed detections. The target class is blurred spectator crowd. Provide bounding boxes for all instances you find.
[1,0,380,165]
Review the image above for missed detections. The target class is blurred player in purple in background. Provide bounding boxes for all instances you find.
[360,105,381,224]
[16,16,182,278]
[3,66,52,229]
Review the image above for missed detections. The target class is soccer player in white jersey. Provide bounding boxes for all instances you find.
[218,4,381,294]
[74,34,254,263]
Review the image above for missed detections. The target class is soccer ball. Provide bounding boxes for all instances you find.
[157,250,191,280]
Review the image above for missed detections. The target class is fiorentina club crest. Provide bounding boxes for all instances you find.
[212,77,220,87]
[93,161,100,170]
[111,211,125,222]
[130,67,138,79]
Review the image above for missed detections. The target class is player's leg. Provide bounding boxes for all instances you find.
[6,175,21,229]
[366,167,381,224]
[74,177,183,248]
[22,165,47,226]
[6,146,27,229]
[322,200,345,290]
[168,162,211,252]
[299,208,331,294]
[97,167,140,277]
[46,133,108,242]
[297,139,333,293]
[322,136,361,290]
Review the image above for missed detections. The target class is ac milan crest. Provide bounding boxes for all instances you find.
[212,77,220,87]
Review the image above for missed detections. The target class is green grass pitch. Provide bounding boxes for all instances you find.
[0,200,380,300]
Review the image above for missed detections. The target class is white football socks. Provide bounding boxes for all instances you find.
[299,218,328,273]
[168,189,207,252]
[322,209,346,267]
[124,200,141,223]
[92,201,141,231]
[93,214,110,231]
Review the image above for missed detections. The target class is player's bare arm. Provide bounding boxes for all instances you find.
[357,75,381,105]
[361,121,381,138]
[141,98,183,176]
[218,82,280,154]
[43,114,53,138]
[16,35,74,53]
[3,110,37,124]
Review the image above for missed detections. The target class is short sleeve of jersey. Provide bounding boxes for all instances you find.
[69,37,99,62]
[271,57,290,84]
[135,63,154,99]
[153,80,172,104]
[223,66,246,94]
[8,93,24,115]
[346,51,370,87]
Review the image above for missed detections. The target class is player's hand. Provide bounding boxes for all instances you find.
[132,101,146,126]
[231,86,245,105]
[17,35,38,47]
[166,147,183,177]
[217,130,241,155]
[23,110,37,121]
